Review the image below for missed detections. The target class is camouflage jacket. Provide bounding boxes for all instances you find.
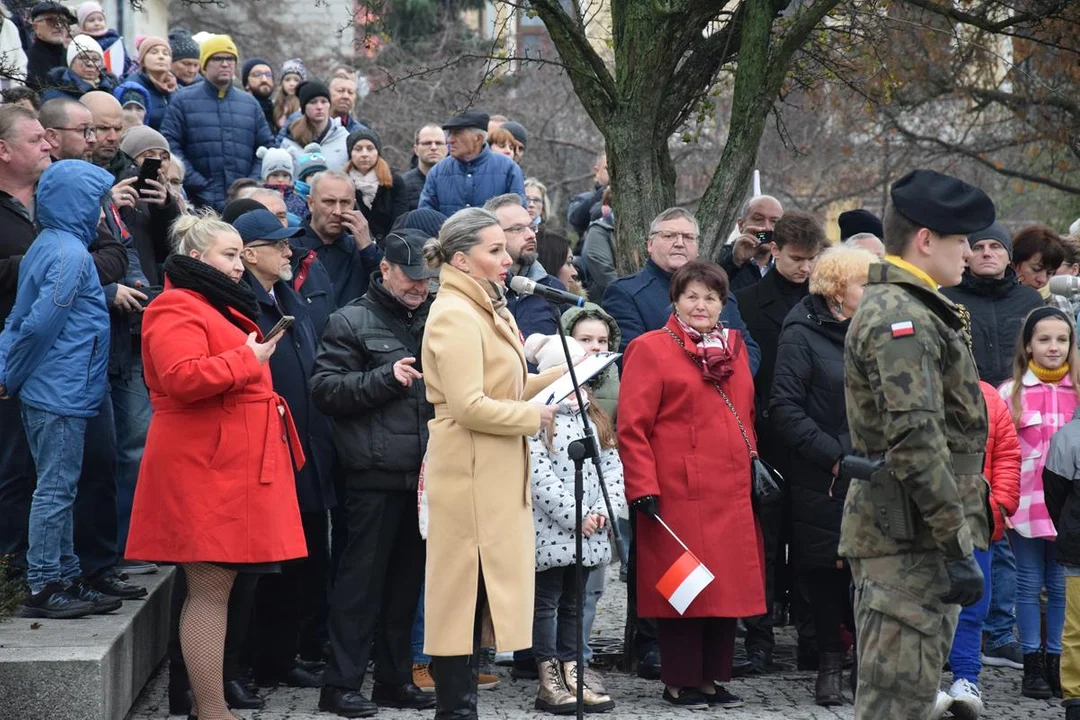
[838,261,991,560]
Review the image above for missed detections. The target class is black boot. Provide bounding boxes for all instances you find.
[1046,652,1062,698]
[431,654,478,720]
[1022,651,1053,699]
[223,678,264,709]
[814,652,845,707]
[1066,701,1080,720]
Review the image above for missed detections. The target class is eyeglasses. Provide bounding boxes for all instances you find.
[650,230,699,243]
[34,16,68,28]
[207,55,237,65]
[54,126,96,140]
[525,196,544,206]
[502,224,532,235]
[248,239,291,251]
[248,70,273,79]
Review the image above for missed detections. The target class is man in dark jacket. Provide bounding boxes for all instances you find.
[401,123,447,212]
[419,110,525,216]
[942,220,1041,671]
[159,34,275,212]
[312,228,438,718]
[718,195,785,291]
[242,57,275,130]
[567,152,606,237]
[297,170,383,309]
[734,209,825,674]
[24,1,73,91]
[486,192,567,337]
[233,209,338,687]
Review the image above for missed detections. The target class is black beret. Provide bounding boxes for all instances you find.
[838,209,883,240]
[442,110,489,132]
[890,169,995,235]
[297,81,330,112]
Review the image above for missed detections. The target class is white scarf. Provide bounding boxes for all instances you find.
[349,168,379,209]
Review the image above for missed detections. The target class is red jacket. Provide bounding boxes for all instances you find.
[617,316,765,619]
[981,381,1021,541]
[125,286,308,564]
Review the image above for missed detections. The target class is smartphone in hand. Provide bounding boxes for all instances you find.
[264,315,295,342]
[133,157,163,195]
[756,230,774,244]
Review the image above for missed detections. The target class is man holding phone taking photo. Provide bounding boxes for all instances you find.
[719,195,785,291]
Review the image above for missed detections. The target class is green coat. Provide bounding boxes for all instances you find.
[561,303,621,422]
[839,261,991,561]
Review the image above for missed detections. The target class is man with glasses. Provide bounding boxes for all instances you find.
[242,57,276,129]
[25,1,75,91]
[401,123,447,212]
[160,34,276,213]
[40,96,96,161]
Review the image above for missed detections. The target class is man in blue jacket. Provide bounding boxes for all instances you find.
[0,160,117,619]
[160,34,276,212]
[419,110,525,216]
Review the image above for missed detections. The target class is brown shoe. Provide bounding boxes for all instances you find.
[562,660,615,713]
[478,670,500,690]
[412,663,435,693]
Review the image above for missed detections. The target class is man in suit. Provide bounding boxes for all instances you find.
[735,209,826,674]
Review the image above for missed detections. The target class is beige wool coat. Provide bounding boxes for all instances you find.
[421,264,562,656]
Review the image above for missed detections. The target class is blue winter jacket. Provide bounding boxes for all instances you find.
[602,259,761,376]
[40,65,119,101]
[114,72,174,130]
[418,145,526,216]
[159,81,277,212]
[0,161,113,416]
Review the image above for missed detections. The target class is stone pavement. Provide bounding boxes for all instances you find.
[126,564,1063,719]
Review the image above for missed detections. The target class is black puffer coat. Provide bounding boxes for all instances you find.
[768,293,853,570]
[941,268,1042,388]
[310,273,433,491]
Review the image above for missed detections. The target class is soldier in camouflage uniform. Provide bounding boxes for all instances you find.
[840,169,997,719]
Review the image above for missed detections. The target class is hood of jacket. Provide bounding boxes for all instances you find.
[560,302,621,351]
[47,64,117,93]
[36,160,115,244]
[956,266,1027,299]
[784,293,849,346]
[285,116,347,146]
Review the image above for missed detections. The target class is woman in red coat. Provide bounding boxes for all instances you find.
[125,213,307,720]
[618,260,765,710]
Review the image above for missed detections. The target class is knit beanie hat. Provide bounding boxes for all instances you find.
[120,125,169,159]
[297,80,330,112]
[968,221,1013,258]
[346,127,381,156]
[280,58,307,82]
[168,29,200,62]
[198,34,238,70]
[295,143,328,181]
[257,146,294,182]
[391,208,448,239]
[76,1,103,28]
[241,57,270,87]
[502,121,528,149]
[67,34,103,66]
[136,35,169,66]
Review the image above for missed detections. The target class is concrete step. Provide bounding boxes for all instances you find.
[0,568,174,720]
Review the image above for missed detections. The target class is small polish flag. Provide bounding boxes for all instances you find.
[656,549,715,614]
[890,321,915,338]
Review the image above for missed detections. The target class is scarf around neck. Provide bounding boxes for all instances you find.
[349,168,379,208]
[146,69,178,94]
[674,313,737,382]
[164,254,260,328]
[1029,359,1070,384]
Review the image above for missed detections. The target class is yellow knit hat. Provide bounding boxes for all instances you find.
[199,34,238,70]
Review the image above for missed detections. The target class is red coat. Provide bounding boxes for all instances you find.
[618,316,766,619]
[125,286,308,564]
[981,381,1021,541]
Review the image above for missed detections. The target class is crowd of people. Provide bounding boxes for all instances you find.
[3,6,1080,720]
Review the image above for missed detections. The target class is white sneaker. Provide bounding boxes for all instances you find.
[929,690,953,720]
[948,678,983,720]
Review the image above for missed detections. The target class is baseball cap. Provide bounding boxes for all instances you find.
[384,228,438,280]
[232,209,304,244]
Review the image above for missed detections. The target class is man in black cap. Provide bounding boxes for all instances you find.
[418,109,526,216]
[838,208,884,241]
[25,1,76,91]
[312,227,438,718]
[839,169,997,719]
[242,57,276,130]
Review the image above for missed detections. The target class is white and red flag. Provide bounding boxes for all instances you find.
[653,515,714,615]
[103,42,125,76]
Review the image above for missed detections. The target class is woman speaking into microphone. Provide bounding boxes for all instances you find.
[421,207,564,719]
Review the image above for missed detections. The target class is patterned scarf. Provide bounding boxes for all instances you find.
[348,168,379,209]
[674,313,736,382]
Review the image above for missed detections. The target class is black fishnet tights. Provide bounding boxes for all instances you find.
[180,563,238,720]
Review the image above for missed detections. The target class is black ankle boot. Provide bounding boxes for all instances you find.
[1046,652,1062,698]
[431,654,479,720]
[224,678,264,709]
[814,652,845,707]
[1022,651,1053,699]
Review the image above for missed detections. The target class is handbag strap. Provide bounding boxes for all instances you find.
[664,327,758,459]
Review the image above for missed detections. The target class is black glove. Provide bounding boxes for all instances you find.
[940,555,985,607]
[632,495,659,519]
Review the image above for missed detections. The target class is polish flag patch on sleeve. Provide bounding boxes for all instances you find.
[890,321,915,338]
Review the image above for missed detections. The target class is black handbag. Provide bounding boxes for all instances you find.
[665,328,785,511]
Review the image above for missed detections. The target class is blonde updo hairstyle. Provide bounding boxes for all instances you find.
[808,245,877,309]
[423,207,502,270]
[171,209,240,257]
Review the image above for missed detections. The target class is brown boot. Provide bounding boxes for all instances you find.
[535,658,576,715]
[562,660,615,713]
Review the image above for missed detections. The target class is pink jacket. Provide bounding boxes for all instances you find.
[999,371,1078,539]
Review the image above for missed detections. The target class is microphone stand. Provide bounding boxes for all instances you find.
[544,304,627,720]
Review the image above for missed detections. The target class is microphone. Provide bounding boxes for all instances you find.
[509,275,586,308]
[1049,275,1080,297]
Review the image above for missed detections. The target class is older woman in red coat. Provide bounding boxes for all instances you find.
[618,260,765,710]
[125,213,307,720]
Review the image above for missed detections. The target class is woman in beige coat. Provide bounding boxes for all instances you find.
[421,207,562,719]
